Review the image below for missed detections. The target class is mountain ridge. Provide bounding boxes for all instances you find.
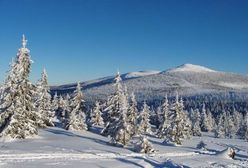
[51,64,248,102]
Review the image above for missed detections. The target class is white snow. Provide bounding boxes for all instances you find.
[0,128,247,168]
[168,64,216,73]
[123,70,161,79]
[218,82,248,89]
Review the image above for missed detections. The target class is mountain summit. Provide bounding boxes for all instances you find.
[167,64,216,73]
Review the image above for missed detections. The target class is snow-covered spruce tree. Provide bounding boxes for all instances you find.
[51,92,59,114]
[179,97,192,139]
[157,95,170,138]
[110,105,132,146]
[164,93,191,145]
[135,135,155,154]
[215,111,236,138]
[101,72,132,146]
[214,114,225,138]
[35,69,54,127]
[200,103,211,132]
[190,108,202,136]
[127,92,138,136]
[138,101,152,135]
[238,113,248,140]
[0,35,40,139]
[56,95,65,121]
[101,72,126,135]
[206,109,215,132]
[65,82,87,131]
[90,101,104,126]
[223,112,236,138]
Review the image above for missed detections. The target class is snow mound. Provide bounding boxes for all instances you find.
[123,70,161,79]
[216,147,235,159]
[168,64,216,73]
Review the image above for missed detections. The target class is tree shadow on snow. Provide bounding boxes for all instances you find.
[115,158,144,168]
[132,157,190,168]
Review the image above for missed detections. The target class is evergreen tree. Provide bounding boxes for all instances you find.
[65,82,87,131]
[0,35,40,138]
[127,92,138,136]
[101,72,126,135]
[238,114,248,140]
[179,97,192,139]
[164,93,190,145]
[157,95,170,138]
[35,69,54,127]
[201,103,211,132]
[138,101,152,135]
[101,72,132,145]
[214,114,225,138]
[56,95,65,121]
[135,136,155,154]
[51,92,59,114]
[190,108,202,136]
[90,101,104,126]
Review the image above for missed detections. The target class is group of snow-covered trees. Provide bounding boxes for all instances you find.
[0,35,54,138]
[0,36,247,154]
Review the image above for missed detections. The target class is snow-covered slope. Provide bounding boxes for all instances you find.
[122,70,161,79]
[0,127,247,167]
[167,64,216,73]
[51,64,248,102]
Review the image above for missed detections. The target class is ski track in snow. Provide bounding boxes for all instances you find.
[0,151,197,161]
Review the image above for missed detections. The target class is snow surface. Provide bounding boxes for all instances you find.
[0,127,247,168]
[168,64,216,73]
[123,71,161,79]
[218,82,248,89]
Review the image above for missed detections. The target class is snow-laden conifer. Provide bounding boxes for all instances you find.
[0,35,40,138]
[190,108,201,136]
[157,95,170,138]
[138,101,152,135]
[163,93,191,145]
[90,101,104,126]
[201,103,211,132]
[101,72,132,145]
[35,69,54,127]
[127,92,138,136]
[135,136,155,154]
[65,82,87,131]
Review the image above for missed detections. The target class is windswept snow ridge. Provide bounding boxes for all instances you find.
[167,64,216,73]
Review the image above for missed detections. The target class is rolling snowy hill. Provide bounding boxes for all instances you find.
[51,64,248,102]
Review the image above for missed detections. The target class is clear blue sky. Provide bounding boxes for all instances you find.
[0,0,248,85]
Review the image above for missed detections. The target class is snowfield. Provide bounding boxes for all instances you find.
[0,127,247,168]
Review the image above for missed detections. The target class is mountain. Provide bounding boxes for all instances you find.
[51,64,248,102]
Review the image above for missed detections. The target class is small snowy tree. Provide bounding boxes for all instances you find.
[214,114,225,138]
[0,35,40,139]
[179,97,192,139]
[135,136,155,154]
[138,101,152,135]
[35,69,54,127]
[110,108,132,146]
[65,82,87,131]
[157,95,170,138]
[201,103,211,132]
[127,92,138,136]
[51,92,59,114]
[163,93,191,145]
[190,108,202,136]
[90,101,104,126]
